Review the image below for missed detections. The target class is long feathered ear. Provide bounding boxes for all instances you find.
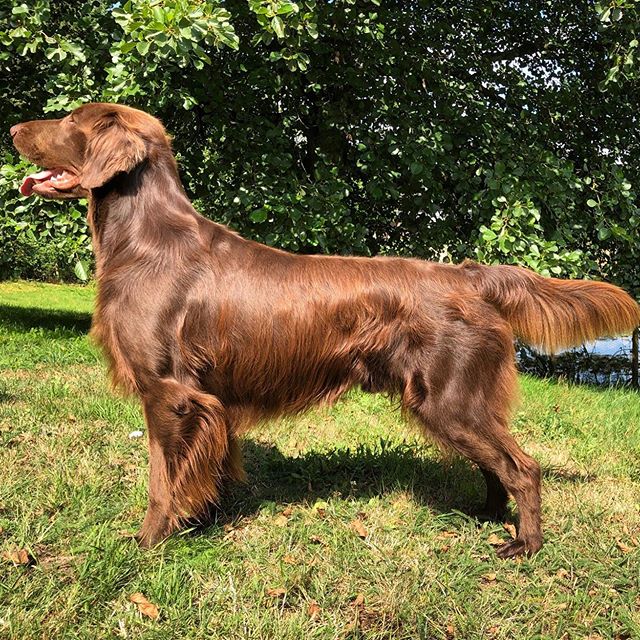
[81,113,147,189]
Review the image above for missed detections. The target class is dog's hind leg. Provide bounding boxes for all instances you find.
[478,467,509,522]
[222,435,247,484]
[402,312,542,558]
[405,379,542,557]
[195,435,248,526]
[136,378,231,547]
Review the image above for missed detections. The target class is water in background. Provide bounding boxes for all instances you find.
[517,336,636,387]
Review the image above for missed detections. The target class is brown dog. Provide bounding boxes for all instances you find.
[11,103,640,557]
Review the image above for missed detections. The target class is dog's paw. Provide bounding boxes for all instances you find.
[134,523,171,549]
[495,538,542,559]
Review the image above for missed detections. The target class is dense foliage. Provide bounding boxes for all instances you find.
[1,0,638,295]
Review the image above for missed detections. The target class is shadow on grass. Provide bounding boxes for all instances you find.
[193,439,596,536]
[0,389,18,404]
[0,304,92,335]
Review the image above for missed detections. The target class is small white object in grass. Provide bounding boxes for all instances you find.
[128,430,144,439]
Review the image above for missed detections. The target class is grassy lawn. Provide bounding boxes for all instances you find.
[1,282,639,640]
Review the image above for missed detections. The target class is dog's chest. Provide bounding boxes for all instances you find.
[92,287,175,392]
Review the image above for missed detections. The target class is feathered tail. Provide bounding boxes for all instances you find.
[463,261,640,354]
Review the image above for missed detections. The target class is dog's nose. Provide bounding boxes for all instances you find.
[10,124,21,138]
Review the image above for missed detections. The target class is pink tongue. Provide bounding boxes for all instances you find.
[20,169,54,197]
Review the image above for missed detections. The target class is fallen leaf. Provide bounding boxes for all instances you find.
[445,623,456,639]
[503,522,517,539]
[616,540,633,554]
[313,500,329,518]
[487,626,500,637]
[487,533,504,546]
[482,572,497,583]
[2,548,33,566]
[283,554,297,565]
[129,592,159,620]
[557,602,568,610]
[266,587,286,598]
[556,568,570,579]
[350,519,368,539]
[309,535,323,544]
[274,515,289,527]
[351,593,365,608]
[437,531,458,540]
[282,506,293,517]
[307,600,321,620]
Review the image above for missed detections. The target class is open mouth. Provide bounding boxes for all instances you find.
[20,168,80,197]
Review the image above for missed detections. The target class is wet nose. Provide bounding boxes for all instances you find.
[10,124,21,137]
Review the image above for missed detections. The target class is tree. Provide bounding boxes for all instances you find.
[1,0,638,300]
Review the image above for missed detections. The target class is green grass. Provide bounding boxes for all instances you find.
[1,282,639,639]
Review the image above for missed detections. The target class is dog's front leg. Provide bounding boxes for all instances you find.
[136,432,175,548]
[136,378,231,548]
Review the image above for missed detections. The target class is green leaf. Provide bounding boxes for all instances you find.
[74,260,89,281]
[480,226,497,242]
[120,41,137,53]
[271,16,285,39]
[136,41,151,55]
[277,3,299,15]
[586,199,598,208]
[250,209,268,223]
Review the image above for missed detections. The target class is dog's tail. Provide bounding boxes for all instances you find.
[462,261,640,353]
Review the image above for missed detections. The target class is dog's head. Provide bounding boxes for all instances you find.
[10,103,168,199]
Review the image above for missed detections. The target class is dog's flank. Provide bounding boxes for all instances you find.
[11,103,640,557]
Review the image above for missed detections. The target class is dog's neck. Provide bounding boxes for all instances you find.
[87,153,201,278]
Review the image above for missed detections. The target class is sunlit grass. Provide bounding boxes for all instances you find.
[1,282,638,639]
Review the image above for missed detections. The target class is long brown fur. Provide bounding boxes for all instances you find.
[11,103,640,557]
[460,261,640,353]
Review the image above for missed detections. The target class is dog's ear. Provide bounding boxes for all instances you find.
[81,113,147,190]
